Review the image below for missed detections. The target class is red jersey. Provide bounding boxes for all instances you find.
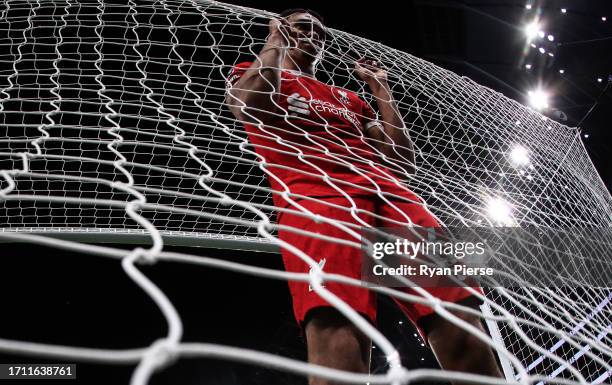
[227,61,406,208]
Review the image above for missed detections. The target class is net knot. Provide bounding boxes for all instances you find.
[431,298,443,311]
[387,365,408,384]
[260,222,274,233]
[220,196,233,206]
[133,247,158,265]
[144,339,178,370]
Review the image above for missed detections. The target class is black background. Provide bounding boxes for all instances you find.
[0,242,438,384]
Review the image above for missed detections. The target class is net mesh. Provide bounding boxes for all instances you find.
[0,0,610,384]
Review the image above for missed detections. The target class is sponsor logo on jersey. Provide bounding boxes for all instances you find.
[311,99,361,129]
[287,93,310,117]
[287,93,362,129]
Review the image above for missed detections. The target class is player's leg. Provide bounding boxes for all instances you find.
[277,196,376,384]
[422,304,503,380]
[378,192,502,383]
[397,289,503,383]
[304,307,371,384]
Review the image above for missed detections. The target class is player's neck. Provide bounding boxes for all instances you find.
[283,57,316,78]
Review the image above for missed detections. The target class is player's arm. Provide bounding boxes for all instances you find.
[355,58,416,174]
[226,19,296,124]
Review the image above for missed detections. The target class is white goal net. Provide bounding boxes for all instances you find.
[0,0,610,384]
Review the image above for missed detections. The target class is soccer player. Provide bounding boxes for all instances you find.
[226,8,502,385]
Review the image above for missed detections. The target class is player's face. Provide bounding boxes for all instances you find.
[286,13,326,59]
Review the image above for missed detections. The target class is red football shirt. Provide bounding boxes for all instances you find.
[227,61,405,208]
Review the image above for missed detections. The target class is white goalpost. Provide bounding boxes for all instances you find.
[0,0,610,384]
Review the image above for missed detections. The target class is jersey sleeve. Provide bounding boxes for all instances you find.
[361,99,382,131]
[226,61,253,88]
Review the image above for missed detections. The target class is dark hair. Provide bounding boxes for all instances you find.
[279,8,325,25]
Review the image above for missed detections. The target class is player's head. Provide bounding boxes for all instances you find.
[279,8,326,63]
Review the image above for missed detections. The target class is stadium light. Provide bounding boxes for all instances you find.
[485,197,515,226]
[559,69,565,74]
[525,64,532,69]
[525,21,540,41]
[509,145,530,166]
[528,89,549,110]
[538,47,546,54]
[547,34,554,41]
[525,4,532,9]
[561,8,567,14]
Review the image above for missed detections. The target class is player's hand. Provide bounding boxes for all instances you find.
[268,18,298,49]
[354,58,388,86]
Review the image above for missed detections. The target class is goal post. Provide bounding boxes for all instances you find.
[481,301,516,381]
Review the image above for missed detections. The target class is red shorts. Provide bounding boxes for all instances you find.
[277,190,483,340]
